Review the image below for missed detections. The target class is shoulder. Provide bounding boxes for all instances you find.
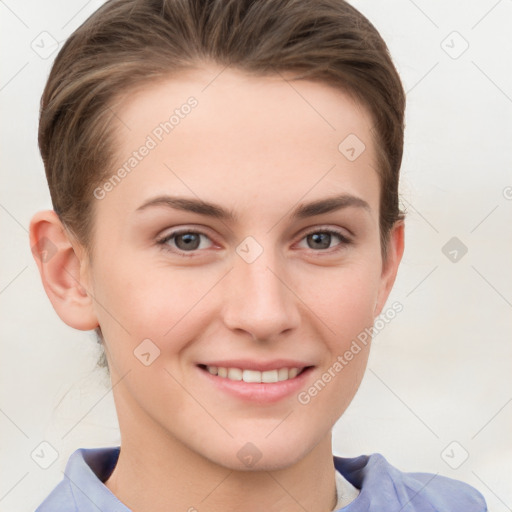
[35,446,124,512]
[35,477,76,511]
[333,452,487,511]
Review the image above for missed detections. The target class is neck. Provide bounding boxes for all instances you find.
[105,409,337,512]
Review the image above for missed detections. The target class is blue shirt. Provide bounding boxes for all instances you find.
[35,446,487,511]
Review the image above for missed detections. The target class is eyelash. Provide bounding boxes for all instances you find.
[156,227,352,257]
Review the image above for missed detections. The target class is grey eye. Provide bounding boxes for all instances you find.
[307,232,333,250]
[160,231,214,253]
[174,232,202,251]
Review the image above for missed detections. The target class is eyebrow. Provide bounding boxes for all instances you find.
[135,193,370,222]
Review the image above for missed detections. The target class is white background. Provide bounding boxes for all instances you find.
[1,1,511,510]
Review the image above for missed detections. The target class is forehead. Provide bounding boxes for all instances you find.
[97,66,379,222]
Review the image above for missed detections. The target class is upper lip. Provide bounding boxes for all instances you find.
[198,359,314,371]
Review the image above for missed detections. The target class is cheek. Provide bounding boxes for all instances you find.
[303,260,380,342]
[297,261,379,406]
[91,258,223,355]
[296,267,376,420]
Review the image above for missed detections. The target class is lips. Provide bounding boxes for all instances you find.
[197,360,315,403]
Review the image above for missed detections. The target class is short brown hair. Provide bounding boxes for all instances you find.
[39,0,406,369]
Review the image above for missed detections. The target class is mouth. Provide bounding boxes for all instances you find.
[196,361,315,403]
[198,364,311,383]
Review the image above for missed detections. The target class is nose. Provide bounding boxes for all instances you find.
[221,247,301,342]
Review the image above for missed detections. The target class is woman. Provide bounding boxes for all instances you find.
[30,0,487,510]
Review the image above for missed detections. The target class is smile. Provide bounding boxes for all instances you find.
[202,365,306,383]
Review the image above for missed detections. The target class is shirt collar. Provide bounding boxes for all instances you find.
[62,446,477,512]
[64,446,130,511]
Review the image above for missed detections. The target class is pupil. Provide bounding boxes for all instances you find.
[176,233,200,250]
[308,233,330,250]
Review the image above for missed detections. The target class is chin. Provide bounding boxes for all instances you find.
[201,431,319,473]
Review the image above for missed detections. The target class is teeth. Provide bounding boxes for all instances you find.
[261,369,278,383]
[204,365,304,383]
[227,368,242,381]
[243,369,261,383]
[278,368,289,381]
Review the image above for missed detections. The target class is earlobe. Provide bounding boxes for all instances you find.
[29,210,99,331]
[374,221,405,317]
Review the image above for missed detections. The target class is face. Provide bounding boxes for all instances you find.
[79,65,402,470]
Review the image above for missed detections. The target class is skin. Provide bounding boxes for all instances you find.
[30,65,404,512]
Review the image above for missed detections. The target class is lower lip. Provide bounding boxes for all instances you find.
[197,366,314,403]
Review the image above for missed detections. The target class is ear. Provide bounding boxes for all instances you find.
[29,210,99,331]
[374,221,404,317]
